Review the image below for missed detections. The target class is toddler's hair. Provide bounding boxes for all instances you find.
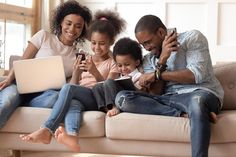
[113,37,143,66]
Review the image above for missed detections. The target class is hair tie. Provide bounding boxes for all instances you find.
[100,17,108,21]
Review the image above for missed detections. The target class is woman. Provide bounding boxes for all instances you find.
[0,0,92,129]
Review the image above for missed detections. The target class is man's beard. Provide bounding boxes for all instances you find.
[152,45,162,58]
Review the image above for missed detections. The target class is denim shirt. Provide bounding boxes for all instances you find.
[142,30,224,106]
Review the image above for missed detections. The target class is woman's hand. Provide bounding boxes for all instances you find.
[0,77,12,90]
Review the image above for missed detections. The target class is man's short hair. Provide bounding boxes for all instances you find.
[135,15,166,34]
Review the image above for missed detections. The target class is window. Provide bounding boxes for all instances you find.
[0,0,41,69]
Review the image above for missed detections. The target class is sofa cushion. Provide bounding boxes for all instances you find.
[1,107,106,138]
[106,111,236,143]
[213,62,236,110]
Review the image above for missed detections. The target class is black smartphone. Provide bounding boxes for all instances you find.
[76,52,86,61]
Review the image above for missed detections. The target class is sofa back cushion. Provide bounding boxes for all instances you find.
[8,56,236,110]
[214,62,236,110]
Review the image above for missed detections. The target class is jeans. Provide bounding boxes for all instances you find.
[27,90,59,108]
[92,79,123,110]
[0,84,21,128]
[43,84,98,135]
[115,89,221,157]
[0,84,58,128]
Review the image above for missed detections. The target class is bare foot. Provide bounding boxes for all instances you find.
[210,112,217,124]
[107,106,120,117]
[55,126,80,152]
[19,128,52,144]
[180,112,189,118]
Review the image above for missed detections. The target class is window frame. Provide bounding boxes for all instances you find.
[0,1,41,35]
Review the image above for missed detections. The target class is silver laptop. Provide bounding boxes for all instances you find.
[13,56,66,94]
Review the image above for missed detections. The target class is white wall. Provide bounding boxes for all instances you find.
[78,0,236,64]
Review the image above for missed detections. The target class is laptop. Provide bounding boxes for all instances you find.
[13,56,66,94]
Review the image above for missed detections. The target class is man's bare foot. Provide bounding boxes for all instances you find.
[55,126,80,152]
[210,112,217,124]
[107,106,120,117]
[19,128,52,144]
[180,112,189,118]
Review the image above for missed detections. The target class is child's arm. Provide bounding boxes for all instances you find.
[69,57,83,84]
[86,56,105,82]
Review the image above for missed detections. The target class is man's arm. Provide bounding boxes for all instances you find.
[161,69,195,84]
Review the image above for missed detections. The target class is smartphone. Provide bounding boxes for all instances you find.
[76,52,86,61]
[167,28,177,36]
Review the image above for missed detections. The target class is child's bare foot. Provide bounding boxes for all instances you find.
[210,112,217,124]
[107,106,120,117]
[55,126,80,152]
[19,128,52,144]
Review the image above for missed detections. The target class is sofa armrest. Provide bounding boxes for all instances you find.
[0,76,7,82]
[214,62,236,110]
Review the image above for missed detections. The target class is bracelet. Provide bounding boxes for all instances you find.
[155,69,161,80]
[156,62,167,72]
[155,62,167,80]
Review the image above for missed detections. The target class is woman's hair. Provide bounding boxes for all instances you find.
[135,15,166,34]
[113,37,143,66]
[87,9,126,44]
[50,0,92,42]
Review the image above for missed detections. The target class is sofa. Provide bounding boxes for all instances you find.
[0,62,236,157]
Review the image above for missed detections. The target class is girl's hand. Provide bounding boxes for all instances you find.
[73,56,84,75]
[83,56,98,74]
[70,56,84,84]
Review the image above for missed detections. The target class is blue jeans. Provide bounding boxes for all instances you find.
[42,84,98,135]
[115,89,221,157]
[0,84,58,128]
[27,90,59,108]
[0,84,21,128]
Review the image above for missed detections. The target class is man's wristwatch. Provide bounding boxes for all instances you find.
[155,62,167,80]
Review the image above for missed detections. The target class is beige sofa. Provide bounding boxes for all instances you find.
[0,62,236,157]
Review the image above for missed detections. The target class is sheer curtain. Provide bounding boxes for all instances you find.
[41,0,64,31]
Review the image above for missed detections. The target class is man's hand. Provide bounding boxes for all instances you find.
[159,32,179,64]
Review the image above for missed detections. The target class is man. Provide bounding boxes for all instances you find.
[114,15,224,157]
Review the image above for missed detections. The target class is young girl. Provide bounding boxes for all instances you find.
[92,37,143,117]
[20,9,126,152]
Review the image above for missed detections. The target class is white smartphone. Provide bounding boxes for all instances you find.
[167,28,177,36]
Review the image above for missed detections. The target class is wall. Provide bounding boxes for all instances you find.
[77,0,236,64]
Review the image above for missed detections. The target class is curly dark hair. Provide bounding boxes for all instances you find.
[87,9,126,44]
[113,37,143,66]
[50,0,92,42]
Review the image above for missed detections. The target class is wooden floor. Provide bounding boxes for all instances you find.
[0,150,155,157]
